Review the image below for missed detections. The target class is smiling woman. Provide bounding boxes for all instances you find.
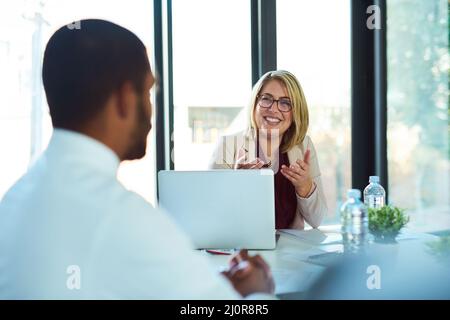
[209,70,328,230]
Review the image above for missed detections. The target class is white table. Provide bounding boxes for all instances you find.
[203,225,443,299]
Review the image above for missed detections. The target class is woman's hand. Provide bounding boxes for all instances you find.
[280,149,314,197]
[234,147,265,170]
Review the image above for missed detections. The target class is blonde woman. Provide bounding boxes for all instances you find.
[209,70,327,229]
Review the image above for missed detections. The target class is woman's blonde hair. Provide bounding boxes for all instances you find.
[248,70,309,153]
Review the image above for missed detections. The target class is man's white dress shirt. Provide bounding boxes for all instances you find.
[0,129,240,299]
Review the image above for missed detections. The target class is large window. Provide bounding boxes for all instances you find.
[0,0,157,205]
[277,0,352,223]
[172,0,251,170]
[387,0,449,232]
[3,1,447,233]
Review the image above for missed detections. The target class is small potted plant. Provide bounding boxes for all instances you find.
[368,206,409,243]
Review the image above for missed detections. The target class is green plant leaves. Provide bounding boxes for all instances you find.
[368,206,410,238]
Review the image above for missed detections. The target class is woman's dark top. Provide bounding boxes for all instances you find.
[274,152,297,229]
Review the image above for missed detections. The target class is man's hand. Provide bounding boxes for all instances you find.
[221,250,275,297]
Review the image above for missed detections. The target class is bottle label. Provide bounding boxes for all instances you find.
[366,195,384,208]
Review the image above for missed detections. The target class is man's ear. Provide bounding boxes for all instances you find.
[116,81,136,119]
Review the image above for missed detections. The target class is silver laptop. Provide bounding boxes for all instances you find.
[158,170,276,249]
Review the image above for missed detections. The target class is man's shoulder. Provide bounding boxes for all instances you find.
[106,182,160,220]
[90,183,197,265]
[102,183,189,239]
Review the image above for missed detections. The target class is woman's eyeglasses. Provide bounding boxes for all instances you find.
[257,94,292,113]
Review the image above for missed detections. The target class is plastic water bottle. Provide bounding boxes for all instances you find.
[340,189,369,253]
[363,176,386,209]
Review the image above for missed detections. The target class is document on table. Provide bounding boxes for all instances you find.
[278,228,343,245]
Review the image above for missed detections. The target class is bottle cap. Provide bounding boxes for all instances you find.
[347,189,361,199]
[369,176,380,183]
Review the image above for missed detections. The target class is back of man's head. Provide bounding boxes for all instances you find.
[42,19,150,130]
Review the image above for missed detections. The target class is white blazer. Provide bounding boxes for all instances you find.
[209,130,328,229]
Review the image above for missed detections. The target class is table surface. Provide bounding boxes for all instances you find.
[202,225,441,299]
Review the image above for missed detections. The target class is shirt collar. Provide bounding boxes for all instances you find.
[45,128,120,175]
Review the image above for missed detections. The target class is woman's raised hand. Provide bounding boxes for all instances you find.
[280,149,314,197]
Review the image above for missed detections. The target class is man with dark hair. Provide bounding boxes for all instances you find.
[42,19,152,161]
[0,19,274,299]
